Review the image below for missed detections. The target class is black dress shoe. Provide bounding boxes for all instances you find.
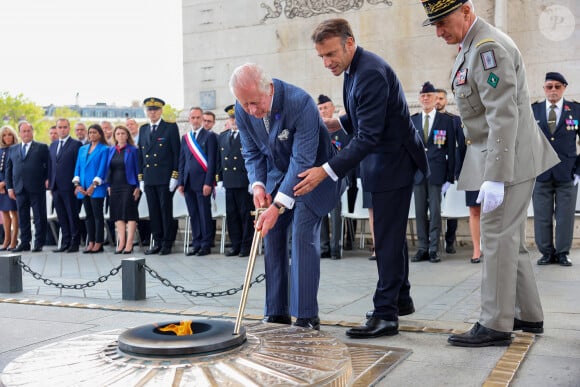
[12,244,31,252]
[53,245,70,253]
[186,246,201,256]
[294,316,320,331]
[411,250,428,262]
[0,246,7,251]
[321,251,331,258]
[122,249,133,255]
[365,299,415,319]
[513,318,544,334]
[224,248,240,257]
[196,247,211,256]
[159,247,172,256]
[331,255,341,260]
[66,245,79,253]
[448,322,512,347]
[557,253,572,267]
[144,246,161,255]
[445,243,456,254]
[238,251,250,257]
[537,254,555,265]
[429,251,441,263]
[263,315,292,325]
[31,246,43,252]
[471,256,481,264]
[346,317,399,338]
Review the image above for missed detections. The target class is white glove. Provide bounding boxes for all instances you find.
[574,175,580,186]
[476,181,505,213]
[217,181,224,189]
[442,182,451,195]
[169,178,178,192]
[139,181,145,192]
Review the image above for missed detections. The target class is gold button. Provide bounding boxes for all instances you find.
[466,139,472,145]
[551,137,555,141]
[233,167,237,171]
[154,154,157,157]
[146,155,149,158]
[154,164,158,166]
[234,156,237,160]
[224,168,228,171]
[146,164,150,167]
[225,157,228,160]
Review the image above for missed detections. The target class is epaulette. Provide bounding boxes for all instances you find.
[476,38,495,48]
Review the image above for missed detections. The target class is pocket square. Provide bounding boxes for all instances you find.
[277,129,290,141]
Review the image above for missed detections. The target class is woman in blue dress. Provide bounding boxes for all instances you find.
[0,125,19,251]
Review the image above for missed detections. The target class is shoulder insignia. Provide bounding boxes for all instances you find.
[476,38,495,48]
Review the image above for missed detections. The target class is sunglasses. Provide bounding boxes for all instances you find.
[544,84,563,90]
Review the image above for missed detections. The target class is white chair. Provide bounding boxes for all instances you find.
[212,186,227,254]
[408,192,416,246]
[45,191,61,248]
[440,184,469,246]
[173,193,190,254]
[136,191,153,247]
[340,179,369,254]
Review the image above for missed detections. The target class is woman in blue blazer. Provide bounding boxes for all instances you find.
[73,124,109,253]
[105,125,141,254]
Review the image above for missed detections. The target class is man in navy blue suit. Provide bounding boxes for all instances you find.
[411,82,456,263]
[48,118,82,253]
[230,63,343,330]
[297,18,428,338]
[177,107,218,257]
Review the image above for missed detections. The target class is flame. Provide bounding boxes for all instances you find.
[158,321,193,336]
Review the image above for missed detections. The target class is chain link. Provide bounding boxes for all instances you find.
[18,259,121,290]
[143,263,266,298]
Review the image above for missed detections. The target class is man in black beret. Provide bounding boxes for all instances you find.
[532,72,580,268]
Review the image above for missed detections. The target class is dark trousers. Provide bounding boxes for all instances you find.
[53,188,80,247]
[445,219,457,245]
[145,184,175,249]
[82,196,104,244]
[371,184,413,321]
[414,181,443,252]
[16,190,47,247]
[184,189,213,249]
[225,187,254,253]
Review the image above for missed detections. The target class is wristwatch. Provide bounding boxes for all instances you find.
[272,201,286,214]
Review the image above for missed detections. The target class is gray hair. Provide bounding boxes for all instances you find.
[229,63,272,98]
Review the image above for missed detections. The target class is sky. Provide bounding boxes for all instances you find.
[0,0,184,109]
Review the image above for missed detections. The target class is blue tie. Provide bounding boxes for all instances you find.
[21,143,27,158]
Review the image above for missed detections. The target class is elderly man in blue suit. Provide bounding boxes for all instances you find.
[296,18,428,338]
[229,63,343,330]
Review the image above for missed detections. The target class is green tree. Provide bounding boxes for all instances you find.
[162,103,180,122]
[0,91,45,128]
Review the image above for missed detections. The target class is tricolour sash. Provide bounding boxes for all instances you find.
[184,131,208,172]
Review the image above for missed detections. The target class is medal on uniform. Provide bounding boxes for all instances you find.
[455,69,467,86]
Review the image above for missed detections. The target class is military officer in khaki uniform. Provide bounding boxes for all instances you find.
[421,0,559,347]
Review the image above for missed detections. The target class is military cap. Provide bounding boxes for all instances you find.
[224,104,235,118]
[317,94,332,105]
[420,0,468,27]
[420,81,436,94]
[545,72,568,86]
[143,97,165,110]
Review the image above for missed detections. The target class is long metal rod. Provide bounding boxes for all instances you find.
[234,208,265,335]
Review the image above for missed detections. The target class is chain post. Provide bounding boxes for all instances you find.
[0,254,23,293]
[122,257,146,301]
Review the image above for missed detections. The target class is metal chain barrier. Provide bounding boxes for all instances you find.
[18,259,122,290]
[143,263,266,298]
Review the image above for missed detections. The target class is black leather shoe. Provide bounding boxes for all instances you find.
[196,247,211,256]
[365,299,415,319]
[31,246,43,252]
[513,318,544,334]
[537,254,555,265]
[294,316,320,331]
[445,243,456,254]
[224,248,240,257]
[159,247,172,256]
[144,246,161,255]
[66,245,79,253]
[331,254,341,260]
[448,322,512,347]
[238,251,250,257]
[186,246,201,256]
[53,245,70,253]
[411,250,428,262]
[429,251,441,263]
[12,244,31,252]
[346,317,399,338]
[557,253,572,267]
[321,251,331,258]
[263,315,292,325]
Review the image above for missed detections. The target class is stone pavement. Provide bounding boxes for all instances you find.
[1,244,579,386]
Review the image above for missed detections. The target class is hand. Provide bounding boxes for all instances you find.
[252,185,272,209]
[202,184,212,196]
[476,181,505,213]
[442,182,451,195]
[255,205,280,237]
[8,189,15,200]
[322,117,342,133]
[133,187,140,201]
[139,181,145,192]
[177,185,184,195]
[169,178,178,192]
[574,174,580,186]
[294,167,328,196]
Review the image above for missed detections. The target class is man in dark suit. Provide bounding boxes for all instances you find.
[411,82,456,263]
[6,121,49,252]
[532,72,580,267]
[297,18,428,338]
[230,63,343,330]
[217,104,254,257]
[177,107,218,256]
[48,118,82,253]
[138,97,181,255]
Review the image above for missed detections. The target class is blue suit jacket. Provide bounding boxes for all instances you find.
[532,99,580,182]
[6,141,49,194]
[334,47,428,192]
[48,137,82,191]
[236,79,342,217]
[73,143,109,199]
[178,128,218,191]
[411,111,456,185]
[105,145,141,187]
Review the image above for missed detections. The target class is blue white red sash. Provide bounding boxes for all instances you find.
[184,131,208,172]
